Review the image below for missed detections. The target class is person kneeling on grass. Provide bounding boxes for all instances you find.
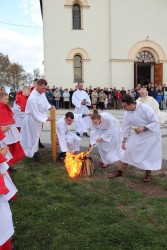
[89,110,124,168]
[56,112,91,160]
[108,94,162,182]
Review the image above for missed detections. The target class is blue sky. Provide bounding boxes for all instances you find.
[0,0,43,74]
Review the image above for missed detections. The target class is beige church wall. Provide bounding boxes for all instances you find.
[110,62,134,90]
[110,0,167,61]
[42,0,167,89]
[42,0,111,88]
[83,59,110,88]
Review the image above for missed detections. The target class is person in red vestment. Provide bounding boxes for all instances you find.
[0,91,25,165]
[13,86,30,131]
[15,87,30,112]
[0,128,5,141]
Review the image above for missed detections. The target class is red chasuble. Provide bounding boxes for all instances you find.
[30,86,35,92]
[0,128,5,140]
[0,239,12,250]
[0,103,15,126]
[15,91,29,112]
[0,174,9,195]
[0,103,25,165]
[7,143,25,165]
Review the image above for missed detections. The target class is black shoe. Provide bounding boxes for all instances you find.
[39,142,45,148]
[9,167,17,172]
[76,132,80,137]
[33,153,44,163]
[33,151,41,160]
[59,152,66,160]
[83,133,89,137]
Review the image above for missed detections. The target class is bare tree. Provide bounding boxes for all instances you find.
[0,53,11,87]
[0,52,42,90]
[24,72,34,87]
[10,63,26,91]
[33,68,40,79]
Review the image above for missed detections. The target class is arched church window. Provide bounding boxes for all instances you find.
[135,51,155,63]
[74,55,82,82]
[73,4,81,29]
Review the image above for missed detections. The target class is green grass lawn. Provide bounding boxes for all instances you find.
[10,151,167,250]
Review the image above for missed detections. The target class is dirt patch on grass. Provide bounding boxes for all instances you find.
[83,168,167,198]
[12,163,26,170]
[21,148,167,198]
[118,178,167,198]
[118,205,140,221]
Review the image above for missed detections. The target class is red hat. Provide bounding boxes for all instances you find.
[0,174,9,195]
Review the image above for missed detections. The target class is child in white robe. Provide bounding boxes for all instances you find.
[0,169,15,250]
[0,147,18,201]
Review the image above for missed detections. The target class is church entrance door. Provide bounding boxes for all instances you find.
[134,51,163,87]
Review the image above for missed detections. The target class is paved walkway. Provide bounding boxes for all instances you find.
[41,109,167,168]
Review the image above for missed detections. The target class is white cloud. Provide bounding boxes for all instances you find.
[0,28,44,74]
[20,0,42,27]
[0,0,44,75]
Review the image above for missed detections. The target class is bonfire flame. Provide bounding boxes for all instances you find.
[64,151,90,178]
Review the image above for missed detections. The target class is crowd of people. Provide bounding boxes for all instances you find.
[0,79,166,249]
[35,82,167,110]
[2,82,167,111]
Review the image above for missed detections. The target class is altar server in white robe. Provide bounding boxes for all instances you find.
[0,148,15,249]
[57,112,90,159]
[12,86,30,131]
[137,88,167,125]
[21,79,55,161]
[109,94,162,182]
[89,110,124,168]
[0,128,13,162]
[0,188,14,249]
[0,147,18,202]
[72,82,91,137]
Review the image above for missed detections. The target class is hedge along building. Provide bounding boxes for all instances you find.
[40,0,167,89]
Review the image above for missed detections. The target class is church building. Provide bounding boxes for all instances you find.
[40,0,167,89]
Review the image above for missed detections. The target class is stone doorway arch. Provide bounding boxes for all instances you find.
[128,40,166,86]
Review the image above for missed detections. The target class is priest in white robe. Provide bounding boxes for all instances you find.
[21,79,54,161]
[109,94,162,182]
[137,88,167,125]
[72,82,91,137]
[89,111,124,168]
[57,112,90,159]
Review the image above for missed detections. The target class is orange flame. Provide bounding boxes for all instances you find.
[64,152,89,178]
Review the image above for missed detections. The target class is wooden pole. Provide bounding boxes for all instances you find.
[50,108,57,163]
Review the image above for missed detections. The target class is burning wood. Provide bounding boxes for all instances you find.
[64,151,94,178]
